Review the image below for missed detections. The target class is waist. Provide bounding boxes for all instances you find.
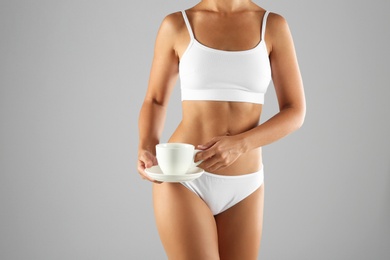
[168,101,263,175]
[180,101,260,138]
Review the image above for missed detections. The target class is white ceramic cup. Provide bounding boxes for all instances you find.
[156,143,202,175]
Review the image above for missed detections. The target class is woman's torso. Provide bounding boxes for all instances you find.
[168,7,270,175]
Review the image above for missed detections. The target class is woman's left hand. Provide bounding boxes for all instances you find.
[195,135,246,172]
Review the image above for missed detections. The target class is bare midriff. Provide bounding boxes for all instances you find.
[168,100,263,176]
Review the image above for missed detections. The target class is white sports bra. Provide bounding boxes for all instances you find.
[179,10,272,104]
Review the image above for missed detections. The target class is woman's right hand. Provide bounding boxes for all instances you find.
[137,150,162,183]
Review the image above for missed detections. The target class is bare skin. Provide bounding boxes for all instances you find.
[138,0,305,259]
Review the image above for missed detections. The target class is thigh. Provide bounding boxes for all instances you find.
[153,182,220,260]
[215,183,265,260]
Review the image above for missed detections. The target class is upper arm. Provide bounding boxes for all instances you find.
[144,13,182,107]
[268,13,306,113]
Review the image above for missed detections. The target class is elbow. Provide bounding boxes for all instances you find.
[282,104,305,132]
[294,105,306,130]
[144,96,168,109]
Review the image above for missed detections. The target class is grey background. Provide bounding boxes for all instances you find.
[1,0,389,259]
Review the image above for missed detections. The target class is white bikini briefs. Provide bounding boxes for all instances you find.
[181,166,264,215]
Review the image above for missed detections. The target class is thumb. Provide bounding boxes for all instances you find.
[143,152,158,169]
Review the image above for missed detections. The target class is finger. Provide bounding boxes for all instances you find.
[137,156,162,183]
[137,164,163,184]
[199,155,221,171]
[144,175,163,184]
[197,136,221,150]
[149,153,158,166]
[142,153,157,169]
[196,145,219,162]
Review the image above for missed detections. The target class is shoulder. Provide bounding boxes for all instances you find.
[153,11,187,51]
[157,11,186,36]
[266,12,290,36]
[264,12,294,51]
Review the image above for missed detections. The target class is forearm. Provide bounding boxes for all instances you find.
[138,99,167,154]
[239,106,305,152]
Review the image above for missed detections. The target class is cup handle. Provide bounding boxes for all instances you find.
[193,149,203,168]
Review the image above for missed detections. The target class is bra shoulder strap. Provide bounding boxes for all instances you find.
[181,10,194,39]
[261,11,270,41]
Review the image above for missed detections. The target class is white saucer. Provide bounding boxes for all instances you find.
[145,165,204,182]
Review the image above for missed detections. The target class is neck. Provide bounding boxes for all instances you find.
[201,0,253,13]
